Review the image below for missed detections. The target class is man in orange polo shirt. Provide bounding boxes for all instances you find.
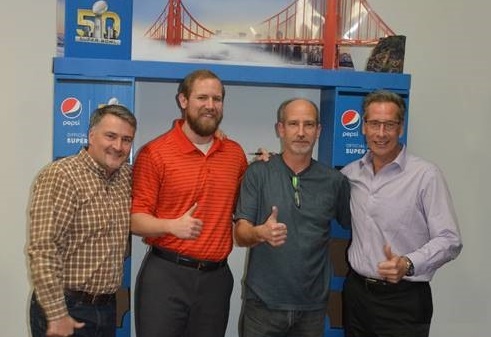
[131,69,248,337]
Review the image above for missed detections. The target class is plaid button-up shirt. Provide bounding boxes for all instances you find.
[28,149,131,320]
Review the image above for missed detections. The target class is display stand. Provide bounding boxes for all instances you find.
[52,56,410,337]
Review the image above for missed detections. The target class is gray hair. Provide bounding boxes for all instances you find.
[276,98,320,124]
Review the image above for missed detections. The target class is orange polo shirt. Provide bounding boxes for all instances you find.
[131,119,247,261]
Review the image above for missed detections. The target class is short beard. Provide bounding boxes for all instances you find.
[290,141,313,156]
[186,114,222,137]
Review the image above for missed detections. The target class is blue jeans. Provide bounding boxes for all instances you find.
[240,298,325,337]
[30,292,116,337]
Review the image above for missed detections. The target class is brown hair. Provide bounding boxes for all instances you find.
[177,69,225,99]
[89,104,137,131]
[363,90,406,122]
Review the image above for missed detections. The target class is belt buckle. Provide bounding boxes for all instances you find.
[81,292,98,304]
[197,262,205,270]
[365,277,387,286]
[90,294,98,304]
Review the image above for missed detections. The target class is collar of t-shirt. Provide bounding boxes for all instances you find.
[194,139,214,154]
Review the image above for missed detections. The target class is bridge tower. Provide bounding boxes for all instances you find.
[166,0,182,45]
[323,0,338,69]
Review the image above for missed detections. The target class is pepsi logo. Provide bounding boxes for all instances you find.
[341,109,360,130]
[60,97,82,119]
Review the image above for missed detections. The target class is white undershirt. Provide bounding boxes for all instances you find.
[194,139,213,154]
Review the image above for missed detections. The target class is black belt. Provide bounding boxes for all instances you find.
[350,270,427,292]
[64,289,115,305]
[151,246,227,271]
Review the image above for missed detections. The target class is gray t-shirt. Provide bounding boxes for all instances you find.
[235,154,351,310]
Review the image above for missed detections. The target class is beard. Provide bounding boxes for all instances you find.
[186,112,223,137]
[289,139,314,155]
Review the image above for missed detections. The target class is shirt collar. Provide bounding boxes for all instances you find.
[275,153,313,176]
[79,148,120,181]
[173,119,224,155]
[360,144,408,172]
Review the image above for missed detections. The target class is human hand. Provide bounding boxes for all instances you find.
[249,148,273,162]
[258,206,287,247]
[46,315,85,337]
[171,203,203,239]
[377,244,407,283]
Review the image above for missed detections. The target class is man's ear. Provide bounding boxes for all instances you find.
[177,93,187,110]
[398,121,405,138]
[275,122,282,138]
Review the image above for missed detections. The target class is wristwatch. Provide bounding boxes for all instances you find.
[404,256,415,276]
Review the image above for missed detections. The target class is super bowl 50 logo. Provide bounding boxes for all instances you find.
[75,1,121,45]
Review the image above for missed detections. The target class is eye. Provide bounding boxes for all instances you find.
[368,121,381,128]
[385,122,397,129]
[286,121,299,127]
[122,137,133,144]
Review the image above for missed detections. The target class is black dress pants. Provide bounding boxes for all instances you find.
[342,271,433,337]
[135,250,233,337]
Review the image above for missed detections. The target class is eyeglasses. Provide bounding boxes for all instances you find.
[292,175,301,208]
[364,119,401,132]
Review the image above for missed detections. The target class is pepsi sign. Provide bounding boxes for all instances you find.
[60,97,83,119]
[53,75,135,160]
[341,109,361,131]
[318,91,368,167]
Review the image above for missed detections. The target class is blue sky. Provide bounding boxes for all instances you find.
[57,0,296,35]
[133,0,294,28]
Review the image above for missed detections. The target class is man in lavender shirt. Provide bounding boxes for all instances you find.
[341,90,462,337]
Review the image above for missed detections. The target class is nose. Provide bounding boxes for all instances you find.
[297,123,306,136]
[113,138,123,151]
[376,124,387,136]
[204,97,215,109]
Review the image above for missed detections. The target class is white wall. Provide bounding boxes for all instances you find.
[1,1,56,337]
[2,1,490,336]
[370,1,491,335]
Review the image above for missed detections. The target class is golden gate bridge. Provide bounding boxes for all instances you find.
[143,0,395,69]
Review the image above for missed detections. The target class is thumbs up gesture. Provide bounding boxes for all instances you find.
[171,203,204,239]
[260,206,287,247]
[377,244,407,283]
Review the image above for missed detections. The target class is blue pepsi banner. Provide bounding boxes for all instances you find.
[53,76,134,337]
[53,75,135,160]
[333,95,367,166]
[319,89,408,168]
[63,0,133,59]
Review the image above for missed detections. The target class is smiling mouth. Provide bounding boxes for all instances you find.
[200,113,216,119]
[373,140,389,146]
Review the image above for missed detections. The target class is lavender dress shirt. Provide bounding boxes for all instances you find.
[341,146,462,282]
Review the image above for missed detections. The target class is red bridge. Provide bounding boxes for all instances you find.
[144,0,395,69]
[144,0,214,46]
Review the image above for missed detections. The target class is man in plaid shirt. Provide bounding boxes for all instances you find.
[28,104,136,337]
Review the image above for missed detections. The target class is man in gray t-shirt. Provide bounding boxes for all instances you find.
[234,98,351,337]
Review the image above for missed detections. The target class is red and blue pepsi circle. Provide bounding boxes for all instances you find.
[341,109,361,130]
[60,97,83,119]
